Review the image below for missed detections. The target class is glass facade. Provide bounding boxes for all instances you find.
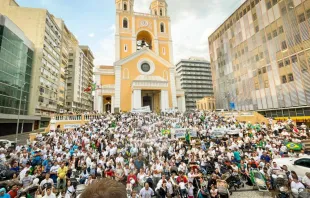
[0,25,33,115]
[209,0,310,115]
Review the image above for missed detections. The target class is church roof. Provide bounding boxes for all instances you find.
[114,47,173,68]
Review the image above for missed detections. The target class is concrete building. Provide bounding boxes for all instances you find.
[0,0,94,116]
[66,46,94,112]
[0,14,41,135]
[176,57,213,110]
[196,96,216,111]
[208,0,310,119]
[0,0,62,121]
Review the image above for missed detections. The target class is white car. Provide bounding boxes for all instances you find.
[272,157,310,177]
[0,139,16,149]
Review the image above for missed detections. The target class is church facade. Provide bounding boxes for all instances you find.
[94,0,185,113]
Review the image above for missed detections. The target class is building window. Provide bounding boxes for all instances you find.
[252,13,257,21]
[278,61,284,68]
[267,33,272,40]
[123,18,128,28]
[282,75,287,84]
[123,3,127,11]
[124,44,128,52]
[288,73,294,82]
[279,26,284,34]
[160,9,163,16]
[266,1,272,9]
[281,41,287,50]
[162,47,166,55]
[255,26,259,33]
[160,23,165,33]
[262,67,267,73]
[272,0,278,6]
[284,58,290,66]
[155,10,157,15]
[298,14,306,23]
[291,55,298,63]
[273,30,278,37]
[307,9,310,19]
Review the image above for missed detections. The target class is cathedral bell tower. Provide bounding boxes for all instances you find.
[115,0,134,12]
[150,0,167,16]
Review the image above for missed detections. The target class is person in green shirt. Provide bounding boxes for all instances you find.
[185,130,190,145]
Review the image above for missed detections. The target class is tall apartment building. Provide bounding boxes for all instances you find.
[209,0,310,118]
[0,14,41,134]
[176,57,213,110]
[0,0,94,116]
[0,0,62,120]
[66,46,94,112]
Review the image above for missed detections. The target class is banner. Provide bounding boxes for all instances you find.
[239,112,254,116]
[64,124,81,129]
[172,128,197,139]
[131,106,151,113]
[161,129,171,135]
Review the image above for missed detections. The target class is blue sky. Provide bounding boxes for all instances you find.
[16,0,245,65]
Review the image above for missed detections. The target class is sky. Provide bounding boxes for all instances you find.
[16,0,246,66]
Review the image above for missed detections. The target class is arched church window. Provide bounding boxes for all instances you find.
[123,68,129,79]
[160,23,165,33]
[124,3,127,11]
[155,10,157,15]
[123,18,128,28]
[160,9,163,16]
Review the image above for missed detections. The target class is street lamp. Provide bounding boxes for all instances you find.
[20,96,27,134]
[15,82,26,144]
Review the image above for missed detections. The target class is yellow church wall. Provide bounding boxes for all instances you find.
[135,17,154,34]
[119,54,173,112]
[101,75,115,85]
[120,39,132,59]
[158,42,170,62]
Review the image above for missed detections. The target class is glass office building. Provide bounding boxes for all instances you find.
[0,15,34,115]
[209,0,310,118]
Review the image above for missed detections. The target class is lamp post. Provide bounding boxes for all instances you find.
[15,82,26,144]
[20,96,27,134]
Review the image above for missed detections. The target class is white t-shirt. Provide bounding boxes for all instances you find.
[291,181,305,190]
[302,176,310,187]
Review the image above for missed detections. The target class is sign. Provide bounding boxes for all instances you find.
[172,128,197,139]
[64,124,81,129]
[226,128,240,135]
[131,106,151,113]
[162,108,178,113]
[223,112,239,117]
[211,128,228,133]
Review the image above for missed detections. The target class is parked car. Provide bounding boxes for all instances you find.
[272,157,310,177]
[0,139,16,149]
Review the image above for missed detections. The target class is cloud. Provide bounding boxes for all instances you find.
[95,0,244,65]
[88,33,95,38]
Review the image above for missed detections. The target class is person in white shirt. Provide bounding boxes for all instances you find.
[302,172,310,188]
[139,183,154,198]
[40,173,53,189]
[291,175,305,197]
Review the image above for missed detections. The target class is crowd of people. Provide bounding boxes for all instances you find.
[0,110,309,198]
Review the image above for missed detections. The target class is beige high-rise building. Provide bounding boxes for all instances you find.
[209,0,310,119]
[66,46,94,112]
[0,0,62,120]
[0,0,94,117]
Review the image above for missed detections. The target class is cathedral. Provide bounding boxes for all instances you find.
[94,0,185,113]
